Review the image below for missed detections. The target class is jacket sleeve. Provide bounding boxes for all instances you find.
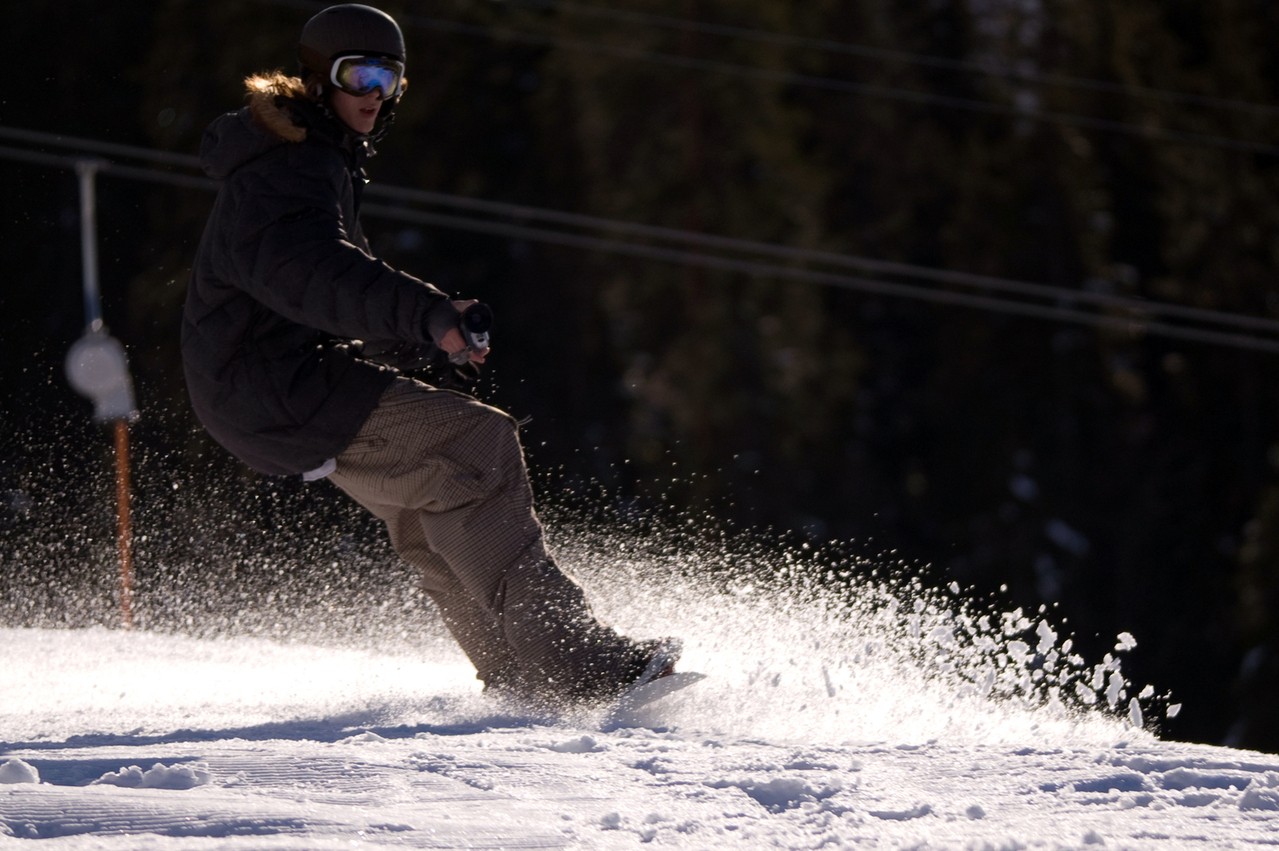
[223,142,452,345]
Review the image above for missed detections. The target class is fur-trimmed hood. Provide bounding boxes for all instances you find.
[199,73,318,180]
[245,73,309,143]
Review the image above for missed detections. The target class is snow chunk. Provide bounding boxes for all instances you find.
[340,730,387,744]
[1072,772,1151,794]
[708,776,843,813]
[92,762,212,790]
[868,803,932,821]
[0,759,39,784]
[546,735,602,754]
[1128,698,1144,730]
[1106,671,1125,709]
[1239,773,1279,811]
[1036,619,1058,655]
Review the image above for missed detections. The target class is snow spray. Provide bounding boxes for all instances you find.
[0,436,1170,748]
[542,500,1172,748]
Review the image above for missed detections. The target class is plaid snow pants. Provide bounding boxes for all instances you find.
[328,377,634,698]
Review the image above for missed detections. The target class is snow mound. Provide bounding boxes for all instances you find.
[0,759,39,784]
[91,762,212,790]
[1240,772,1279,811]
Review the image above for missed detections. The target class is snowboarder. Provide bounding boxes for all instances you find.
[181,3,680,708]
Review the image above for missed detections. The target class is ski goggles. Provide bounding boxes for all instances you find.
[330,55,405,99]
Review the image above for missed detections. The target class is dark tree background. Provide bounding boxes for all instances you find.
[2,0,1278,752]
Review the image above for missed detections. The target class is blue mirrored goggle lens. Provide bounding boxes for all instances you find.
[332,57,403,98]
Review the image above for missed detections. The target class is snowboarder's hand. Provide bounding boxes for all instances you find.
[437,300,488,364]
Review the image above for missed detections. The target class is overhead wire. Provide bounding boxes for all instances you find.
[361,199,1279,355]
[258,0,1279,157]
[369,181,1279,335]
[496,0,1279,118]
[4,126,1279,355]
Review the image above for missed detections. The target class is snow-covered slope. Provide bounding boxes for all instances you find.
[2,626,1278,848]
[3,551,1278,848]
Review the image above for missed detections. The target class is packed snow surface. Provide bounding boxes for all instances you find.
[2,540,1277,847]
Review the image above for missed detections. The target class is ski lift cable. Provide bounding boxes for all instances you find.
[390,11,1279,157]
[363,186,1279,337]
[256,0,1279,155]
[360,200,1279,355]
[266,0,1279,119]
[5,134,1279,350]
[496,0,1279,118]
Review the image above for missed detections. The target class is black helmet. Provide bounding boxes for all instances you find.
[298,4,406,81]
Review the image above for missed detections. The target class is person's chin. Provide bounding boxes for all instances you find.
[340,119,377,136]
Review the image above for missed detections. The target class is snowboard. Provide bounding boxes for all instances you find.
[606,671,705,726]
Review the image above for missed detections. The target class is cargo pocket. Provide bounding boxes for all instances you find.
[420,452,498,513]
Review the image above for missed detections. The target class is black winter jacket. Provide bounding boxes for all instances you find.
[182,75,455,476]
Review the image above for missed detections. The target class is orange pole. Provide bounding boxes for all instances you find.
[114,419,135,629]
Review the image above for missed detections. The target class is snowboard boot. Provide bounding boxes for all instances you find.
[575,636,682,704]
[484,637,684,711]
